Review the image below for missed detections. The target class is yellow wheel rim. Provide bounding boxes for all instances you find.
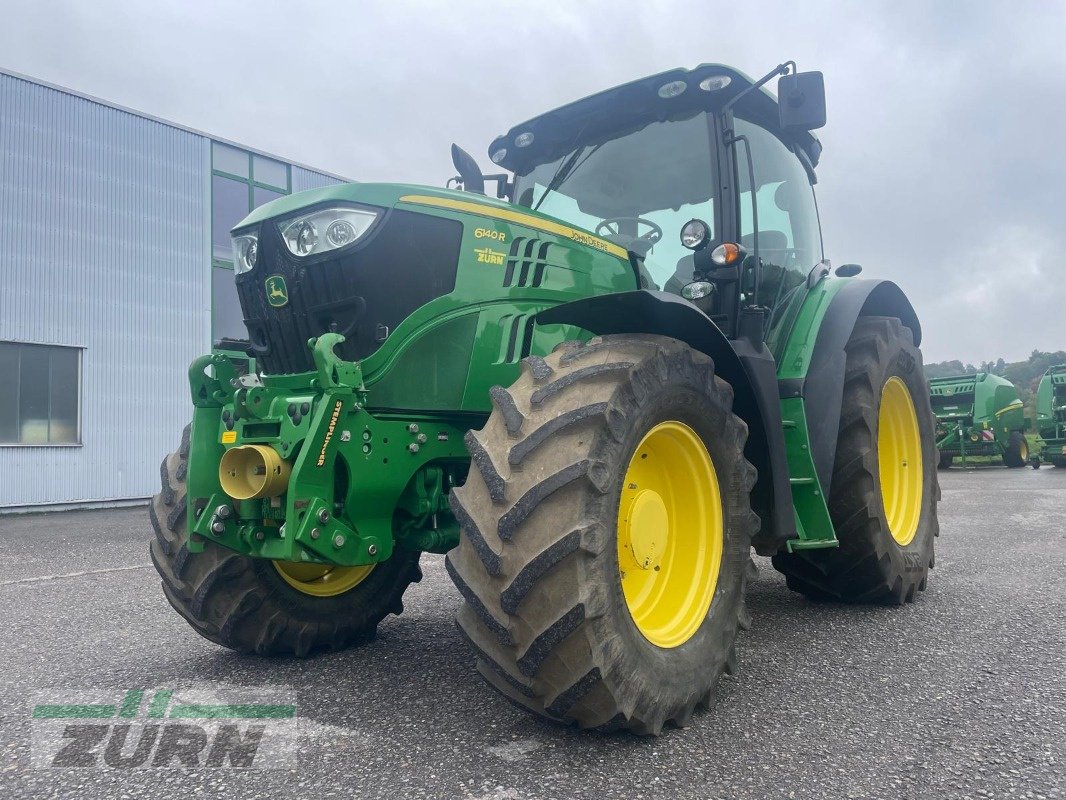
[1020,439,1029,461]
[273,561,374,598]
[877,377,923,546]
[617,421,723,649]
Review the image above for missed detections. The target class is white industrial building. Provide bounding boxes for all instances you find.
[0,68,347,510]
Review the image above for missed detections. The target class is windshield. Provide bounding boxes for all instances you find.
[512,113,716,293]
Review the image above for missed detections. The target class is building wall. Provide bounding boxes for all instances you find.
[0,72,343,509]
[291,166,344,194]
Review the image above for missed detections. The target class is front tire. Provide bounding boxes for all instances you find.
[447,335,757,734]
[149,425,422,656]
[773,317,939,604]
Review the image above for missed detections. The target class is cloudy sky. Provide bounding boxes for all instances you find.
[3,1,1063,364]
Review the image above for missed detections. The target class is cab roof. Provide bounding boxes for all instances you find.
[488,63,822,175]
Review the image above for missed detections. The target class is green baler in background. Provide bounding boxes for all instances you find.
[931,372,1028,469]
[149,62,940,735]
[1036,365,1066,467]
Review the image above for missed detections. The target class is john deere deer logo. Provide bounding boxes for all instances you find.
[265,276,288,308]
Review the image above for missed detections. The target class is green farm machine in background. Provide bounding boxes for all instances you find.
[150,62,940,734]
[930,372,1028,469]
[1035,365,1066,467]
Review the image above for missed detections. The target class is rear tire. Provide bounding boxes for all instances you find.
[149,425,422,656]
[1002,431,1028,468]
[447,335,757,734]
[772,317,939,604]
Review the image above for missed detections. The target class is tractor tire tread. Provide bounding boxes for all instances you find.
[772,316,938,604]
[448,334,757,734]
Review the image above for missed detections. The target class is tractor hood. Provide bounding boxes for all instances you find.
[237,182,510,228]
[230,183,472,374]
[227,182,631,376]
[235,182,624,257]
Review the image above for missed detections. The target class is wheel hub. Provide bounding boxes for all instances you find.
[616,421,723,649]
[621,489,668,570]
[273,561,374,597]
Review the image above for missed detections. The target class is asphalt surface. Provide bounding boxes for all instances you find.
[0,466,1063,800]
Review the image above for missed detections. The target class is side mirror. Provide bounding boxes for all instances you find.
[450,144,485,195]
[778,71,826,131]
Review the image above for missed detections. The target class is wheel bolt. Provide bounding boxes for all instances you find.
[317,508,330,524]
[215,504,232,519]
[310,527,321,539]
[255,531,265,541]
[368,544,378,556]
[333,534,346,548]
[406,423,419,434]
[210,520,225,535]
[407,443,420,454]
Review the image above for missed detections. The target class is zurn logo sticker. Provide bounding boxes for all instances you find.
[30,686,296,770]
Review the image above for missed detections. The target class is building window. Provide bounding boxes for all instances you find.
[0,342,81,446]
[211,142,291,340]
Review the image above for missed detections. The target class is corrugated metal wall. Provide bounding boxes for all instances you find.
[0,72,209,507]
[0,72,343,508]
[291,166,345,194]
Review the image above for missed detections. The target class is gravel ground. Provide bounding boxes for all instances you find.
[0,465,1063,799]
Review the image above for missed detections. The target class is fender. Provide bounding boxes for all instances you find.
[537,290,797,553]
[798,279,921,495]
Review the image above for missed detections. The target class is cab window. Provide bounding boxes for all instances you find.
[735,118,822,314]
[513,113,717,293]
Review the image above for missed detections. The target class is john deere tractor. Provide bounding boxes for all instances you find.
[1036,365,1066,467]
[930,372,1028,468]
[150,62,939,735]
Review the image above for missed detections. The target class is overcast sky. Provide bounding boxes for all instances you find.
[3,0,1063,364]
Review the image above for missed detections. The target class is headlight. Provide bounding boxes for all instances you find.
[280,207,378,258]
[232,233,258,274]
[680,219,710,250]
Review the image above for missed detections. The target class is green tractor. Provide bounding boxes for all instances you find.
[1035,364,1066,467]
[150,62,940,735]
[930,372,1028,469]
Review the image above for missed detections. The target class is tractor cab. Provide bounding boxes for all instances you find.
[480,63,827,341]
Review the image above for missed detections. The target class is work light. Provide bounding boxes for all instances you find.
[280,207,378,258]
[657,80,687,98]
[698,75,732,92]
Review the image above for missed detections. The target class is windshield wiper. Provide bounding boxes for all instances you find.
[531,146,585,212]
[531,142,604,213]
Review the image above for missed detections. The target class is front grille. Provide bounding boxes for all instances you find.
[236,207,463,375]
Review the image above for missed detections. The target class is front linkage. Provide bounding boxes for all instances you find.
[184,333,468,568]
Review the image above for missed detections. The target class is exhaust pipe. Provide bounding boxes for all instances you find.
[219,445,291,500]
